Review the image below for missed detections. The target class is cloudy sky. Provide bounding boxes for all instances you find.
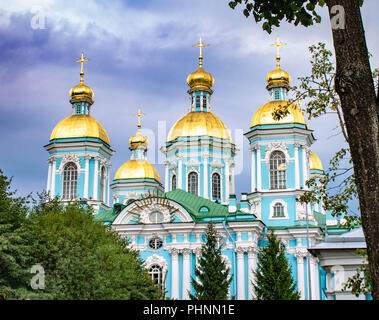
[0,0,378,206]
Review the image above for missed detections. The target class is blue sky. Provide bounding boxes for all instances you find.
[0,0,378,210]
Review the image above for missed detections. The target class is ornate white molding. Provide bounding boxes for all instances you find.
[210,159,225,168]
[263,142,290,164]
[143,254,168,273]
[185,159,201,167]
[57,154,81,173]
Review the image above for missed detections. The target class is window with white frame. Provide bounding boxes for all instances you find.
[149,264,163,286]
[212,172,221,200]
[269,151,286,190]
[273,202,285,217]
[203,95,207,110]
[62,162,78,199]
[188,171,198,195]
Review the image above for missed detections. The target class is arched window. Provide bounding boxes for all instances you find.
[203,95,207,110]
[273,202,285,217]
[212,172,221,200]
[270,151,286,190]
[188,172,198,195]
[172,174,177,191]
[62,162,77,199]
[149,264,163,286]
[100,166,106,202]
[196,95,200,109]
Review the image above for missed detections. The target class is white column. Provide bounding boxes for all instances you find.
[295,251,306,300]
[182,249,191,300]
[236,248,245,300]
[177,156,183,190]
[251,148,256,192]
[50,157,56,198]
[107,165,111,206]
[84,156,90,199]
[294,144,300,189]
[46,159,52,194]
[248,248,258,299]
[203,154,209,199]
[302,146,309,189]
[225,159,230,199]
[171,249,180,299]
[93,157,99,200]
[310,256,319,300]
[256,147,261,191]
[164,160,169,192]
[230,162,235,195]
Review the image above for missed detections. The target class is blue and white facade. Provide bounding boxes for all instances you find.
[45,47,367,300]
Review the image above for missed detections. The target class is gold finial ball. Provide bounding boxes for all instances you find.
[186,66,215,90]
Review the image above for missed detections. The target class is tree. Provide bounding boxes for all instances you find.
[228,0,379,300]
[253,231,300,300]
[28,196,162,300]
[0,169,45,300]
[190,222,232,300]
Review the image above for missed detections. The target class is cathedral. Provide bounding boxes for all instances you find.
[44,38,369,300]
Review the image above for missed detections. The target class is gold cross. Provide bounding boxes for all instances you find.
[270,37,287,56]
[192,36,209,66]
[75,52,90,82]
[134,108,146,130]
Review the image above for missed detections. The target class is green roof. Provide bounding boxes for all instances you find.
[93,204,125,224]
[166,189,257,222]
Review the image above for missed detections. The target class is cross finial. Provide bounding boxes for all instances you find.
[75,52,90,83]
[133,108,146,131]
[270,37,286,68]
[192,36,210,67]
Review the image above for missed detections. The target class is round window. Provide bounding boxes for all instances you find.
[148,237,163,250]
[149,211,164,223]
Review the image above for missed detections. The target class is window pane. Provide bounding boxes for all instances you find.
[63,162,77,199]
[188,172,198,195]
[212,173,221,199]
[172,174,177,191]
[270,151,286,190]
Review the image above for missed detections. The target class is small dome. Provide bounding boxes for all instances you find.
[50,114,110,145]
[69,82,94,101]
[129,131,148,150]
[310,152,324,171]
[167,111,231,142]
[114,160,161,183]
[251,101,306,127]
[186,66,214,90]
[266,67,291,86]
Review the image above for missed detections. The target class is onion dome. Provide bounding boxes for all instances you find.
[251,101,306,127]
[50,114,110,145]
[129,131,147,150]
[266,60,291,86]
[167,111,231,142]
[114,160,162,183]
[309,152,324,171]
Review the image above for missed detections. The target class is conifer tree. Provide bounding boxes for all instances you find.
[190,222,232,300]
[253,231,300,300]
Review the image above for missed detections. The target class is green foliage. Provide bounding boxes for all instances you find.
[0,169,45,300]
[228,0,363,33]
[28,195,162,300]
[253,232,299,300]
[190,222,232,300]
[0,169,162,300]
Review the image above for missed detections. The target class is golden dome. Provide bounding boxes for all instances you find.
[69,82,94,101]
[187,66,215,90]
[129,131,148,150]
[114,159,162,183]
[310,152,324,171]
[167,111,232,142]
[251,101,306,127]
[50,114,110,145]
[266,67,291,86]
